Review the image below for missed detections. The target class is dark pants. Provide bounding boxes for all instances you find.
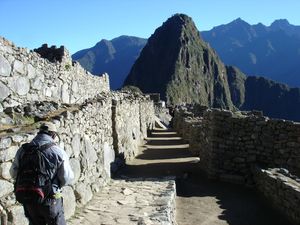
[24,198,66,225]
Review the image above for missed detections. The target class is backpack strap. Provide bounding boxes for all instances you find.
[21,142,55,152]
[38,142,56,152]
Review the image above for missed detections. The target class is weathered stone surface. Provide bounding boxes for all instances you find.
[74,182,93,205]
[61,83,70,103]
[70,158,81,184]
[0,81,11,101]
[71,134,81,158]
[0,38,156,222]
[15,76,30,95]
[68,179,176,225]
[0,179,14,198]
[0,137,12,149]
[13,60,25,75]
[62,186,76,220]
[0,54,11,76]
[8,205,29,225]
[0,162,12,180]
[27,64,36,78]
[80,136,97,169]
[173,105,300,181]
[103,142,115,178]
[11,135,24,143]
[0,145,18,162]
[253,167,300,225]
[0,37,110,111]
[31,76,44,90]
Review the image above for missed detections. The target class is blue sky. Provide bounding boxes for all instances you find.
[0,0,299,54]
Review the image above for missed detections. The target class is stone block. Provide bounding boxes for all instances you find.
[27,64,36,78]
[62,186,76,220]
[0,54,11,77]
[8,76,30,95]
[0,145,18,162]
[0,81,11,101]
[104,142,115,178]
[71,134,81,158]
[13,60,25,75]
[0,137,12,149]
[0,179,14,198]
[0,162,12,180]
[74,182,93,205]
[70,158,81,184]
[8,205,29,225]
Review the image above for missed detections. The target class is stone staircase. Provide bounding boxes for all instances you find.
[68,128,198,225]
[68,127,293,225]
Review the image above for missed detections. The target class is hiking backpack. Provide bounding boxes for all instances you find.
[14,142,57,204]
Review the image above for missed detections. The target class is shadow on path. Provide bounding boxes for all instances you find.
[117,129,292,225]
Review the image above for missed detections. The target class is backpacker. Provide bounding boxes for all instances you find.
[14,142,56,204]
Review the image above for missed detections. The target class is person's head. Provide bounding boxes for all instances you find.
[39,122,58,139]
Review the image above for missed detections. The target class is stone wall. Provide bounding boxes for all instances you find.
[0,37,156,225]
[0,96,113,224]
[173,106,300,184]
[112,92,155,160]
[173,105,300,224]
[0,36,109,111]
[253,167,300,225]
[0,93,155,225]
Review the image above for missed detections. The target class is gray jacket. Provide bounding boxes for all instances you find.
[10,133,74,194]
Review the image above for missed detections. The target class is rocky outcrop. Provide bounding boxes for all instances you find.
[124,14,234,109]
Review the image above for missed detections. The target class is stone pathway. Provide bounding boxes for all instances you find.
[69,128,292,225]
[68,178,176,225]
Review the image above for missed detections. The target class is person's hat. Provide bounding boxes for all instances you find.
[39,122,57,133]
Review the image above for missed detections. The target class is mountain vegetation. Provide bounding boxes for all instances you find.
[125,14,234,109]
[125,14,300,121]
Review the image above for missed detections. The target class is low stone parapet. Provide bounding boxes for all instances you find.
[253,167,300,225]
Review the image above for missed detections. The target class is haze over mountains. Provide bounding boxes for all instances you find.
[72,36,147,89]
[124,14,300,121]
[72,14,300,121]
[72,17,300,89]
[201,18,300,87]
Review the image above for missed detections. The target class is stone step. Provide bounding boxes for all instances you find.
[144,144,189,149]
[68,178,176,225]
[151,131,178,135]
[145,137,182,141]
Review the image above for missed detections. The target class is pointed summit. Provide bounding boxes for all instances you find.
[270,19,290,29]
[124,14,234,109]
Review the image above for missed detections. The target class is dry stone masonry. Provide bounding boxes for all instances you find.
[173,104,300,224]
[253,167,300,225]
[0,36,109,111]
[0,37,156,225]
[112,92,155,160]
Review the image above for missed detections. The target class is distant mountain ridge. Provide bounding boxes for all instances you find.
[72,36,147,89]
[125,14,300,121]
[72,18,300,90]
[201,18,300,87]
